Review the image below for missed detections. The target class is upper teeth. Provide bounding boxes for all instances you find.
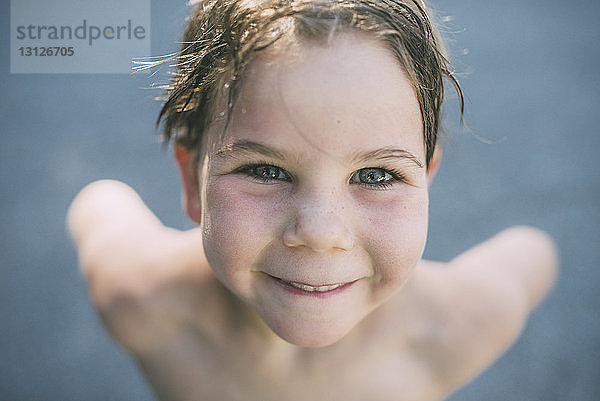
[287,281,344,292]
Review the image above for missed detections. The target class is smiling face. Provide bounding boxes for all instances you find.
[181,32,437,347]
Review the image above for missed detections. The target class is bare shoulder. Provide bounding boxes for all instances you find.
[67,180,211,353]
[407,226,559,390]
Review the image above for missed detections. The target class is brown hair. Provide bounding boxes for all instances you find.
[157,0,463,167]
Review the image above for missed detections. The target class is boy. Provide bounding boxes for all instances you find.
[68,1,558,400]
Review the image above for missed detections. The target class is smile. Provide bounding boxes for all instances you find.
[284,280,345,292]
[266,274,358,297]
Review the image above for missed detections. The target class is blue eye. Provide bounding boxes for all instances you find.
[350,168,402,188]
[359,168,388,184]
[240,164,290,182]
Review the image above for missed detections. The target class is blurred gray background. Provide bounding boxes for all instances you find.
[1,0,598,400]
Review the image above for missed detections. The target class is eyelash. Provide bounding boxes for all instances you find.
[233,162,292,184]
[352,168,407,190]
[233,163,406,189]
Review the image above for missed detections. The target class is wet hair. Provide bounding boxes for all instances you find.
[157,0,463,167]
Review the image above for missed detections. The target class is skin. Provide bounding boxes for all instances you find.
[68,32,558,401]
[198,32,431,348]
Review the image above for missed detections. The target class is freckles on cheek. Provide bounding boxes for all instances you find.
[203,179,282,268]
[364,190,428,231]
[362,196,428,283]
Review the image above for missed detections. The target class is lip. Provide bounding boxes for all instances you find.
[267,274,359,298]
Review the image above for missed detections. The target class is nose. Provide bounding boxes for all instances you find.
[283,193,354,253]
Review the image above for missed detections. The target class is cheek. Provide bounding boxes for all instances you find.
[202,178,287,284]
[358,189,429,288]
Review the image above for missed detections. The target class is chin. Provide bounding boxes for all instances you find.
[277,328,350,348]
[262,313,359,348]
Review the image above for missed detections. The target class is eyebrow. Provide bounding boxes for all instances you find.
[352,147,424,169]
[214,140,424,168]
[214,140,287,160]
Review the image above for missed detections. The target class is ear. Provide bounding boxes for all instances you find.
[426,146,442,186]
[175,144,202,224]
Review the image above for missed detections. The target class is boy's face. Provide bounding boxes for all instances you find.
[183,32,436,347]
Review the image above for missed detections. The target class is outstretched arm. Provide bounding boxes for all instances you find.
[67,180,208,352]
[448,226,559,311]
[416,226,559,391]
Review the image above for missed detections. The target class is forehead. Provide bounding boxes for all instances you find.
[214,31,424,161]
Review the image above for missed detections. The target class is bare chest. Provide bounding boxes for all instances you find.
[138,332,443,401]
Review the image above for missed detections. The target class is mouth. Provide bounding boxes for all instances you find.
[267,274,359,296]
[284,280,345,292]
